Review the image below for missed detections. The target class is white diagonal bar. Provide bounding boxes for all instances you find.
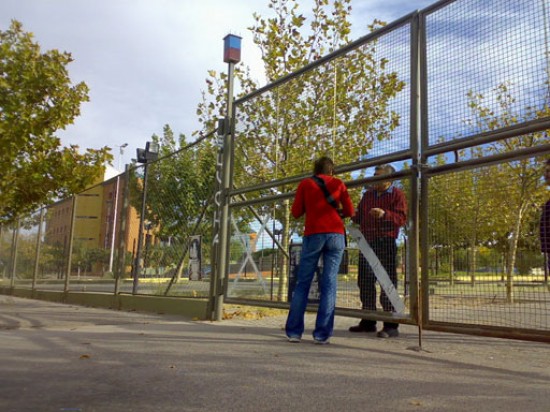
[347,225,405,314]
[228,218,267,294]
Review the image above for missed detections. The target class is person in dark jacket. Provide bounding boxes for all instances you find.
[349,164,407,338]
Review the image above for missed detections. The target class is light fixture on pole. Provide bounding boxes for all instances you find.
[115,143,128,171]
[132,141,159,294]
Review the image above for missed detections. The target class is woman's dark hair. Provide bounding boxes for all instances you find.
[314,156,334,175]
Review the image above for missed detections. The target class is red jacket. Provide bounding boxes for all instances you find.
[352,185,407,241]
[292,174,354,236]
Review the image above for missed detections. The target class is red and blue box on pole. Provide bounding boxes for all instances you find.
[223,34,242,63]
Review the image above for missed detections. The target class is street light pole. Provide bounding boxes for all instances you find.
[212,34,241,321]
[108,174,121,274]
[115,143,128,171]
[132,141,159,294]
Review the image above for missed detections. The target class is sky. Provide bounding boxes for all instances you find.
[0,0,435,171]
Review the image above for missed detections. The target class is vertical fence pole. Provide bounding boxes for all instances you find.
[31,208,45,293]
[9,221,20,289]
[408,12,422,348]
[418,10,430,346]
[210,128,224,318]
[404,11,427,349]
[115,165,130,295]
[108,174,121,274]
[64,196,78,294]
[212,34,241,321]
[132,163,150,294]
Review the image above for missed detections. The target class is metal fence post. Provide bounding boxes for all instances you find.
[108,174,121,274]
[132,163,149,294]
[31,208,45,293]
[409,11,424,346]
[132,142,159,294]
[9,220,20,289]
[64,196,78,294]
[115,165,130,295]
[417,9,430,341]
[212,34,241,321]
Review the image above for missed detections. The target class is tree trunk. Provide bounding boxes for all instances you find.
[506,201,529,303]
[277,199,290,301]
[506,209,525,303]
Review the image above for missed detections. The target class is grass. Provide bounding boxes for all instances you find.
[222,304,287,320]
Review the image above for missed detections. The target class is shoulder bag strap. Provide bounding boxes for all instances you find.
[311,175,347,246]
[311,175,338,209]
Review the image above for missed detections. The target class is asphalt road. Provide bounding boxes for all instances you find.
[1,294,549,412]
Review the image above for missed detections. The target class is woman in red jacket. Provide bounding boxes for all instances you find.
[285,156,354,344]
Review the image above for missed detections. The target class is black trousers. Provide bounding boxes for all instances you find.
[357,237,399,329]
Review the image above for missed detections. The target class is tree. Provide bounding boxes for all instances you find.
[196,0,406,299]
[464,83,550,301]
[128,125,219,279]
[135,126,217,238]
[0,20,111,223]
[426,83,550,299]
[72,245,110,276]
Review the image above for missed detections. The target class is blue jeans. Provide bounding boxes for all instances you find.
[285,233,345,341]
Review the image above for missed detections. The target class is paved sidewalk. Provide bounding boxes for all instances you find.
[0,295,548,412]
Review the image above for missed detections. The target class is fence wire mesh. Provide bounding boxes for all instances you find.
[426,157,549,331]
[38,201,74,291]
[425,0,550,146]
[0,134,219,298]
[0,223,17,286]
[11,211,41,290]
[125,138,218,297]
[2,0,550,341]
[233,19,413,190]
[227,171,413,321]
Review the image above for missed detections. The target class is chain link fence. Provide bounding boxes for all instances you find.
[0,134,219,300]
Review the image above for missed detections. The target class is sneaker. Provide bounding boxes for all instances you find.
[313,338,330,345]
[287,336,301,343]
[377,328,399,338]
[349,323,377,333]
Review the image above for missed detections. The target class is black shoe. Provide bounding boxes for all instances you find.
[377,328,399,338]
[349,323,377,333]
